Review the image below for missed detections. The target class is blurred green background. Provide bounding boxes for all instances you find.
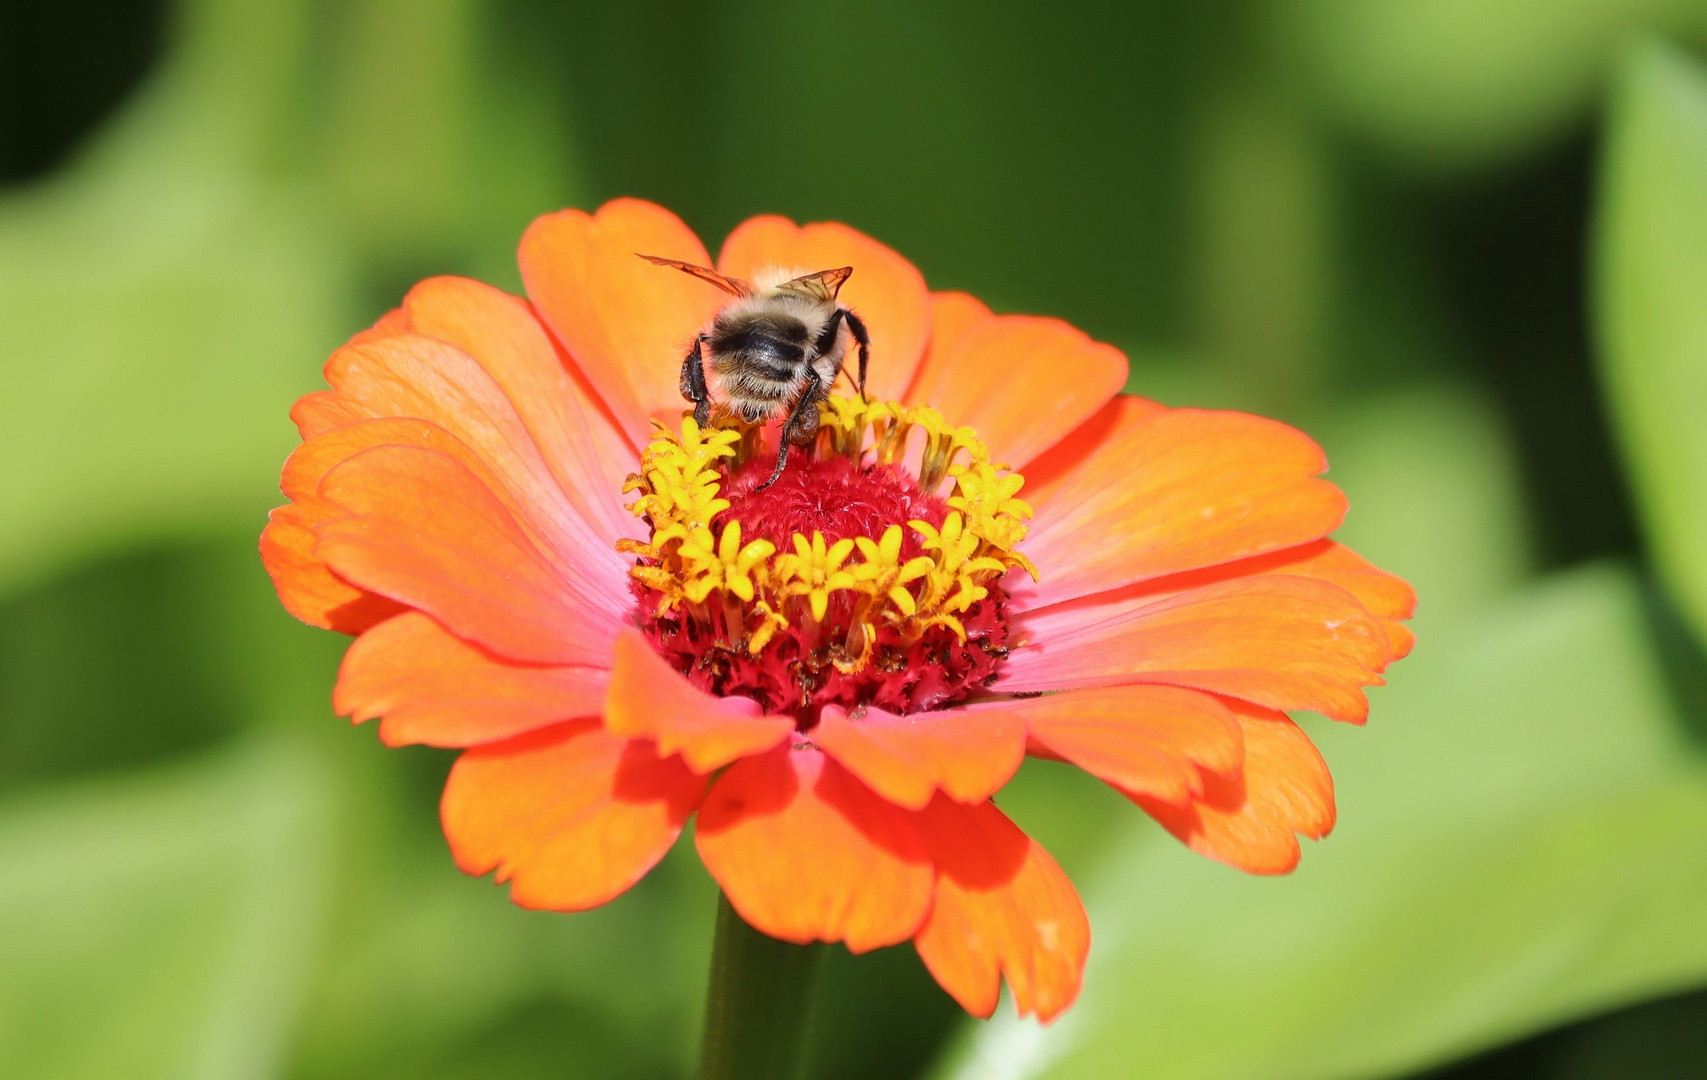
[6,1,1707,1077]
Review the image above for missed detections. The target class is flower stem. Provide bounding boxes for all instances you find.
[697,892,828,1080]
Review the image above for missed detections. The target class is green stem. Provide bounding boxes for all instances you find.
[697,892,828,1080]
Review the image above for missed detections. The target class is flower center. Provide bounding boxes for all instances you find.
[720,456,945,558]
[618,396,1038,729]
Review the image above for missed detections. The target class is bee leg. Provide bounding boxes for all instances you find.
[680,334,711,426]
[756,438,791,493]
[812,309,852,395]
[755,372,824,492]
[843,309,871,402]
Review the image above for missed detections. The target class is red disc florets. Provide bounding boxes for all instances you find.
[719,456,945,557]
[621,404,1037,731]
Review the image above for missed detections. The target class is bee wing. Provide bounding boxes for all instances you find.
[775,266,854,302]
[635,254,756,297]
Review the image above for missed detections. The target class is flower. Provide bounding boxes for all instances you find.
[261,198,1414,1023]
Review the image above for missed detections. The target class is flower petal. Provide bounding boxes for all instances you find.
[695,745,934,952]
[279,416,477,502]
[442,719,705,910]
[260,501,405,634]
[905,315,1128,470]
[1130,704,1334,875]
[717,215,931,404]
[604,628,794,773]
[1012,407,1349,611]
[912,797,1089,1023]
[1003,575,1392,723]
[519,198,724,447]
[335,611,608,748]
[918,291,996,372]
[1112,539,1418,663]
[1255,540,1416,660]
[265,415,522,634]
[291,331,631,607]
[1018,394,1168,510]
[813,703,1028,810]
[401,276,641,550]
[315,445,619,666]
[349,306,412,345]
[978,685,1244,805]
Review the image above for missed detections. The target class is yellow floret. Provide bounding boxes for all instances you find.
[619,401,1039,662]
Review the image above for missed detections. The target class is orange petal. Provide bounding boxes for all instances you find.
[519,199,725,447]
[348,306,413,346]
[912,797,1089,1023]
[979,685,1244,805]
[1117,539,1417,663]
[718,215,931,403]
[918,291,995,371]
[1383,622,1417,664]
[310,333,626,590]
[442,719,705,910]
[1013,408,1349,611]
[1018,395,1169,510]
[603,628,793,773]
[335,611,608,748]
[291,388,369,439]
[695,746,933,952]
[813,703,1027,810]
[1131,704,1334,875]
[281,416,503,503]
[402,276,641,550]
[316,445,622,666]
[1004,575,1392,723]
[268,416,526,636]
[1258,540,1416,660]
[905,315,1127,470]
[259,502,405,634]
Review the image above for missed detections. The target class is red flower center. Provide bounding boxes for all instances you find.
[618,399,1038,732]
[720,456,945,561]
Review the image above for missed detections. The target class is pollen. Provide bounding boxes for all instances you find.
[619,396,1034,724]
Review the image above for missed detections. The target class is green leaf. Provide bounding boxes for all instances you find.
[1596,38,1707,653]
[0,738,333,1080]
[937,564,1707,1080]
[1275,0,1706,172]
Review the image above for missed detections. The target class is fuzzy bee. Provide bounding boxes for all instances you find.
[637,254,869,490]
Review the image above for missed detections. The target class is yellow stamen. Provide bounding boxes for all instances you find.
[678,522,776,604]
[851,525,934,619]
[617,396,1039,667]
[775,531,859,623]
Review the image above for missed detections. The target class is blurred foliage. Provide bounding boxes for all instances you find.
[1270,0,1707,174]
[1596,39,1707,654]
[2,1,1707,1079]
[0,740,331,1080]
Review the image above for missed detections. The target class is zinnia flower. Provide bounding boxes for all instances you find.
[261,198,1414,1023]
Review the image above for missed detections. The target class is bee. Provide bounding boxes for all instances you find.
[637,254,869,490]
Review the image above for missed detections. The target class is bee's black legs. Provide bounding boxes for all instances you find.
[756,370,824,492]
[813,309,849,393]
[843,309,870,401]
[758,440,790,493]
[813,308,870,402]
[679,334,711,426]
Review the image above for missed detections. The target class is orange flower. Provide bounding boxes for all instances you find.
[261,198,1413,1023]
